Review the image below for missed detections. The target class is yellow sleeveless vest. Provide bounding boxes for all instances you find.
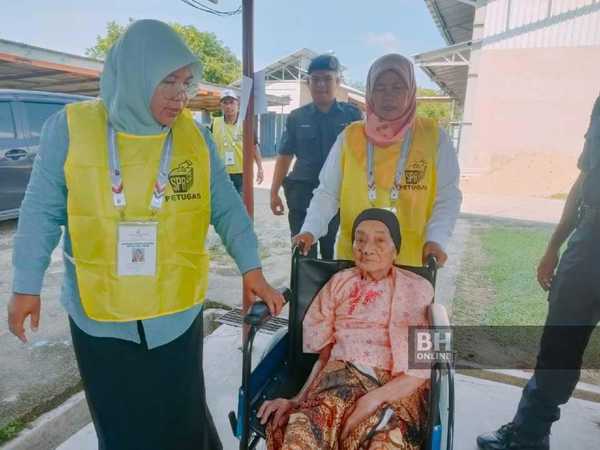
[64,100,211,322]
[211,116,243,174]
[338,118,439,266]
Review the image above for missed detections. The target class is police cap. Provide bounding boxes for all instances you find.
[308,54,340,74]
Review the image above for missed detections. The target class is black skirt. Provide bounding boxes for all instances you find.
[69,312,222,450]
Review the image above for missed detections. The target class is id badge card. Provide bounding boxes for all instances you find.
[225,151,236,166]
[117,222,158,277]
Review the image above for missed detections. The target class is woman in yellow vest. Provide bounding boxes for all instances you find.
[7,20,283,450]
[294,54,462,267]
[211,89,264,194]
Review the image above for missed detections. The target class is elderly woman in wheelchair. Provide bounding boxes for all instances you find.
[257,208,433,450]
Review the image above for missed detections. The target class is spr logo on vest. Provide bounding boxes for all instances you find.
[166,160,201,201]
[401,160,428,191]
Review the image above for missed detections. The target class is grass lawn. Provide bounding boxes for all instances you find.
[452,219,553,326]
[452,218,600,382]
[480,226,551,326]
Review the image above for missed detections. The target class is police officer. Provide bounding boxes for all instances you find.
[211,89,264,195]
[477,95,600,449]
[270,54,362,259]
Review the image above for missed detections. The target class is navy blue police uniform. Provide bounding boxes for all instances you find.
[278,55,362,259]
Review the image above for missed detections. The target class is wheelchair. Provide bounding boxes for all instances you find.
[229,249,454,450]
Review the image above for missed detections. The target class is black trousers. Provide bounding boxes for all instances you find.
[229,173,243,195]
[70,313,222,450]
[513,219,600,438]
[283,177,339,260]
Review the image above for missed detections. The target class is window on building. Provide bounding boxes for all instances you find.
[24,102,64,138]
[0,102,16,139]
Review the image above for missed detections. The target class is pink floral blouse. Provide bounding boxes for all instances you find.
[303,266,433,379]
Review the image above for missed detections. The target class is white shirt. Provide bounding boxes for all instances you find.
[300,126,462,251]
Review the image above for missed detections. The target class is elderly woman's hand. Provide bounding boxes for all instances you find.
[422,241,447,267]
[292,232,315,256]
[257,398,297,427]
[340,390,385,440]
[242,269,284,316]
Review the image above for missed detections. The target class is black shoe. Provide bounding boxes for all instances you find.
[477,422,550,450]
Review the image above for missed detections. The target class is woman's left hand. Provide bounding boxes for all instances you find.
[256,167,264,185]
[340,391,384,441]
[242,269,284,316]
[422,241,447,267]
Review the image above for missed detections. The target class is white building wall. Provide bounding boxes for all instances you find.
[266,80,301,114]
[267,80,364,114]
[482,0,600,49]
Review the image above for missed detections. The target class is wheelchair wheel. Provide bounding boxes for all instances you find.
[259,326,288,362]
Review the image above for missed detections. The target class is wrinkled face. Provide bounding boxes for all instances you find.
[150,65,193,127]
[352,220,397,275]
[307,69,340,106]
[370,69,409,121]
[220,97,239,121]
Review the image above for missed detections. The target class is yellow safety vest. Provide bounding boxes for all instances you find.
[64,100,211,322]
[212,116,243,174]
[338,118,439,266]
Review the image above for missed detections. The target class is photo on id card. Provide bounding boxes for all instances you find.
[117,222,158,276]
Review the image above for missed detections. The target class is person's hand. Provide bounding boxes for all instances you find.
[537,247,559,291]
[257,398,297,427]
[292,232,315,256]
[243,269,284,316]
[256,167,264,185]
[422,241,447,267]
[340,391,384,440]
[7,293,41,343]
[270,192,285,216]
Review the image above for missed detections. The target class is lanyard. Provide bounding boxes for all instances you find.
[367,128,413,206]
[107,124,174,212]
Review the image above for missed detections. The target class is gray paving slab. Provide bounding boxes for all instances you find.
[455,372,600,450]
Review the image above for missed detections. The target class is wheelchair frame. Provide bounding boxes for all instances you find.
[229,250,454,450]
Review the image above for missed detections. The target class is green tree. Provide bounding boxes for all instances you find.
[86,20,241,85]
[416,87,453,127]
[86,19,132,59]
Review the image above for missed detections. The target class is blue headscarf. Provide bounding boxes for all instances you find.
[100,19,202,135]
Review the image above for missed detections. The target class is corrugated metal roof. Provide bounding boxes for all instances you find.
[261,48,347,80]
[413,41,474,104]
[424,0,476,44]
[0,39,288,111]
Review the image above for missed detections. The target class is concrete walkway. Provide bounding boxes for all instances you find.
[58,324,600,450]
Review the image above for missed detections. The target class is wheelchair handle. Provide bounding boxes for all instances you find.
[425,255,438,288]
[244,287,291,327]
[426,255,438,272]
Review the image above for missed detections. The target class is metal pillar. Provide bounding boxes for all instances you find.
[242,0,254,316]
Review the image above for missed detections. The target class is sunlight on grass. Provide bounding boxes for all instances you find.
[480,226,551,325]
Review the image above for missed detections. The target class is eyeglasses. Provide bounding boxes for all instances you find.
[157,79,196,100]
[309,75,336,86]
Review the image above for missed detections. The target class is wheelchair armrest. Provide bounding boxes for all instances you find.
[428,303,450,328]
[244,287,291,327]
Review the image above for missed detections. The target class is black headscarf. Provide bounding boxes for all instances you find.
[351,208,401,253]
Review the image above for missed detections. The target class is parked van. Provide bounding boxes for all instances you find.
[0,90,89,220]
